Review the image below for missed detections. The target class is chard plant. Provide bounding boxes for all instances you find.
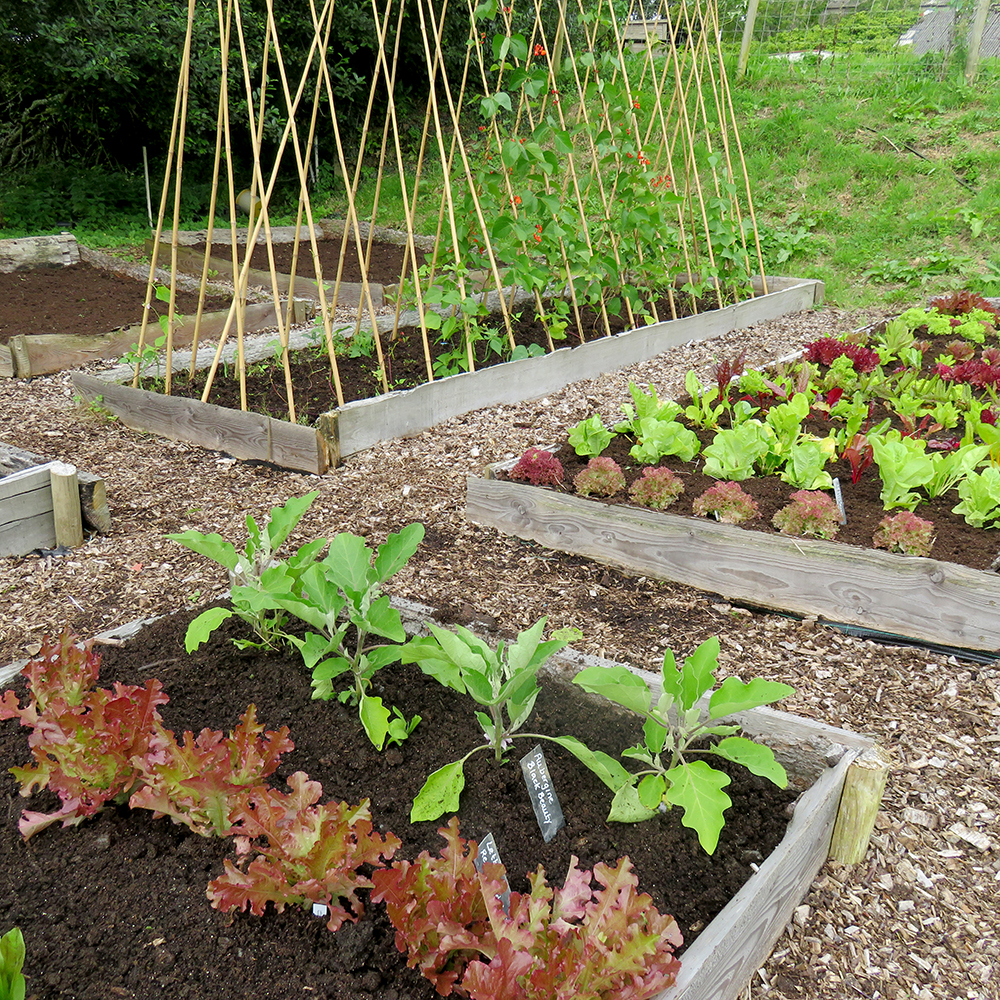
[567,636,794,854]
[167,491,323,649]
[400,618,587,822]
[222,524,426,751]
[371,817,682,1000]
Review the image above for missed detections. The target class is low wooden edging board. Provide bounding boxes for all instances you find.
[70,275,820,472]
[467,466,1000,652]
[321,275,822,463]
[0,600,872,1000]
[71,371,329,474]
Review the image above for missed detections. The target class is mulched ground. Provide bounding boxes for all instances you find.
[0,605,795,1000]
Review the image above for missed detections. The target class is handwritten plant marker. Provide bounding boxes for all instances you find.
[519,743,566,843]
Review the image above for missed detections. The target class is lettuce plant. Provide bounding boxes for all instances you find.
[868,431,936,510]
[628,467,684,509]
[371,818,682,1000]
[953,467,1000,528]
[780,436,836,490]
[701,421,771,480]
[130,705,294,837]
[772,490,841,539]
[567,414,615,457]
[167,491,323,649]
[613,382,681,437]
[0,927,26,1000]
[921,443,989,499]
[682,370,726,429]
[872,512,935,557]
[629,415,701,464]
[573,457,625,497]
[400,618,582,821]
[692,481,760,524]
[0,633,170,838]
[510,447,564,486]
[225,524,425,750]
[207,774,400,933]
[568,636,793,853]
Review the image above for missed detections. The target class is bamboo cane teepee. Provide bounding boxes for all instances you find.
[138,0,766,421]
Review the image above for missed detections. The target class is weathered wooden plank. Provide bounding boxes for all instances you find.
[0,464,57,556]
[9,299,311,378]
[0,345,13,378]
[71,372,328,475]
[147,240,384,309]
[466,475,1000,652]
[0,233,79,273]
[328,278,823,459]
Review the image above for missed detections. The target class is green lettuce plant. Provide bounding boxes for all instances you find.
[868,431,936,510]
[953,467,1000,527]
[567,413,615,457]
[701,422,771,480]
[400,618,585,822]
[613,382,682,437]
[0,927,26,1000]
[567,637,793,853]
[167,491,323,649]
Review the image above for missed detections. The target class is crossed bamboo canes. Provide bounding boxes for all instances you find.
[141,0,765,420]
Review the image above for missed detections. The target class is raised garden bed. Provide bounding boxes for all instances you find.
[0,235,310,377]
[0,598,873,1000]
[466,299,1000,652]
[71,273,823,473]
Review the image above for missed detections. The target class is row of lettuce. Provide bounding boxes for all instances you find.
[508,293,1000,555]
[1,493,797,999]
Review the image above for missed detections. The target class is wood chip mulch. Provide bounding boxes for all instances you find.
[1,304,998,999]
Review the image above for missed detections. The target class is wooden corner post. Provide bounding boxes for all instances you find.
[828,744,892,864]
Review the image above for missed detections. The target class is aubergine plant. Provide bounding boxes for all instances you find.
[564,637,794,854]
[167,492,323,649]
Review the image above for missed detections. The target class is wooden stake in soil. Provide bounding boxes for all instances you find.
[828,744,892,864]
[49,462,84,548]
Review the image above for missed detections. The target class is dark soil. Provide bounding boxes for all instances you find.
[0,263,232,344]
[0,605,797,1000]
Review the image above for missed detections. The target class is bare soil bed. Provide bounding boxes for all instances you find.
[0,605,794,1000]
[0,262,232,343]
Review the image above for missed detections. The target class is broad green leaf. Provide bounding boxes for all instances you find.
[660,648,682,701]
[709,676,795,719]
[264,491,319,551]
[505,617,547,675]
[607,782,658,823]
[373,522,424,582]
[663,760,732,854]
[306,653,352,682]
[322,533,374,601]
[184,607,234,652]
[411,759,468,822]
[712,737,789,787]
[638,773,667,810]
[680,637,720,712]
[154,284,172,303]
[505,688,539,734]
[364,643,408,670]
[426,622,494,673]
[165,530,239,571]
[550,735,632,791]
[462,666,496,706]
[364,594,406,642]
[359,694,392,750]
[572,665,652,715]
[643,714,667,754]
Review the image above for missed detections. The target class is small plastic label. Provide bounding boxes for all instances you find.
[832,477,847,524]
[312,902,328,918]
[519,744,565,843]
[474,832,511,914]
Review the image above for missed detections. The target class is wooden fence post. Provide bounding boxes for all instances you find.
[50,462,84,548]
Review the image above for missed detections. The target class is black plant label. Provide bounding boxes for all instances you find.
[519,744,566,843]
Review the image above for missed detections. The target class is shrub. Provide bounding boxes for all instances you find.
[692,481,760,524]
[772,490,841,539]
[510,447,564,486]
[628,467,685,510]
[872,512,934,557]
[574,457,625,497]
